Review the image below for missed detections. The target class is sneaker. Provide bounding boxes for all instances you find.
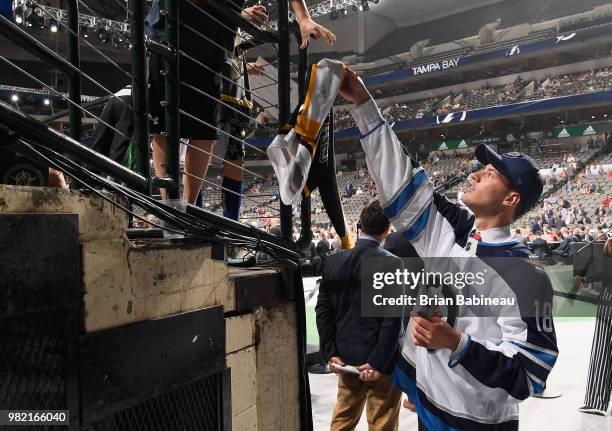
[267,59,346,205]
[578,405,608,416]
[532,388,562,399]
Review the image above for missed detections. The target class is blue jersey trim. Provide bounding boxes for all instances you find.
[448,335,472,368]
[479,241,520,247]
[359,120,385,139]
[402,203,432,241]
[510,341,558,367]
[383,169,428,219]
[392,365,459,431]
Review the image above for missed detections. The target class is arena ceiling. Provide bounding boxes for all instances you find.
[75,0,129,22]
[370,0,505,27]
[296,0,508,54]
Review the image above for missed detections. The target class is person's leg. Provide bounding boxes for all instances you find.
[220,130,245,220]
[584,296,612,411]
[179,63,220,204]
[222,160,244,221]
[182,139,215,204]
[331,373,368,431]
[152,133,168,199]
[364,375,402,431]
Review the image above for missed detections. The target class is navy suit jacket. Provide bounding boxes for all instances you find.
[315,238,402,374]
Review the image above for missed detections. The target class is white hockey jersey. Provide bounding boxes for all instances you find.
[351,99,558,431]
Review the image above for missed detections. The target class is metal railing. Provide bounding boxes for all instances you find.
[1,0,317,245]
[0,3,317,429]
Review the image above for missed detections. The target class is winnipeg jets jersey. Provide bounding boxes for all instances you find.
[351,99,558,431]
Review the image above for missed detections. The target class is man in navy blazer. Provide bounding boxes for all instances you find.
[316,200,403,430]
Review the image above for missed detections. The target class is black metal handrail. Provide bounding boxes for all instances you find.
[0,100,148,192]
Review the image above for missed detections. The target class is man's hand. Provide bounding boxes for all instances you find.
[571,276,586,292]
[403,397,416,412]
[338,69,371,108]
[329,356,345,374]
[241,5,268,26]
[299,18,336,49]
[356,363,381,382]
[411,315,462,351]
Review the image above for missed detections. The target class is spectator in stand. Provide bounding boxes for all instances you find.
[565,209,576,226]
[552,228,580,264]
[554,214,566,231]
[513,228,528,246]
[559,198,571,209]
[346,182,354,199]
[583,227,595,242]
[595,227,608,242]
[315,230,331,275]
[269,218,281,237]
[579,213,593,225]
[531,231,552,260]
[331,67,612,131]
[529,216,541,234]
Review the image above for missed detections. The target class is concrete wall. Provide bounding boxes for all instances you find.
[0,185,301,430]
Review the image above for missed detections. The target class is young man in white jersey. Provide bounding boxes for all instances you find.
[323,66,559,431]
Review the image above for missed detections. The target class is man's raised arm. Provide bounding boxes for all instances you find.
[339,71,435,243]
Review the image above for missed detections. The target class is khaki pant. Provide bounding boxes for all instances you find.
[330,372,402,431]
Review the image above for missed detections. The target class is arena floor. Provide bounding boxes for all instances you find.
[304,277,611,430]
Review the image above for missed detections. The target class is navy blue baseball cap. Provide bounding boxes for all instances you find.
[475,144,543,213]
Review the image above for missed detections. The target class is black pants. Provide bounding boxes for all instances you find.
[584,285,612,410]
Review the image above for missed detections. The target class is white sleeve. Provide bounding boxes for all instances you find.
[351,98,472,256]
